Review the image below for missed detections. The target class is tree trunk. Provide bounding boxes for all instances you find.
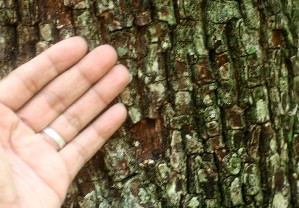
[1,0,299,207]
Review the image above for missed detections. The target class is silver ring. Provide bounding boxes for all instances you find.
[42,127,65,150]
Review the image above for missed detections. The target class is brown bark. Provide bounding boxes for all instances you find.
[0,0,298,207]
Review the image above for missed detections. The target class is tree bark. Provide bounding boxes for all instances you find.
[0,0,299,207]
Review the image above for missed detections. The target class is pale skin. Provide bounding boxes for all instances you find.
[0,37,130,207]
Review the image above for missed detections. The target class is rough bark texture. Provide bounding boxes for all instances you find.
[0,0,299,207]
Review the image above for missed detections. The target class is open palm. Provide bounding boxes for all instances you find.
[0,37,130,208]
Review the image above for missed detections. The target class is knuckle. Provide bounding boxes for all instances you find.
[63,111,83,133]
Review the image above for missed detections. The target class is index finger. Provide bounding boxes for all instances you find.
[0,36,88,110]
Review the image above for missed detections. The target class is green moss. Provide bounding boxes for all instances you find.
[230,178,243,206]
[252,86,270,123]
[227,154,241,175]
[272,192,289,208]
[117,47,128,57]
[128,106,142,124]
[153,0,176,26]
[207,1,241,23]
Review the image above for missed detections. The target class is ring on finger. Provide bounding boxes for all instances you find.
[41,127,66,150]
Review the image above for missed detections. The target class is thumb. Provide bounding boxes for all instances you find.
[0,146,17,207]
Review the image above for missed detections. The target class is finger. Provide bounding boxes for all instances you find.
[17,45,118,132]
[0,146,17,206]
[47,64,130,143]
[59,103,127,180]
[0,37,88,110]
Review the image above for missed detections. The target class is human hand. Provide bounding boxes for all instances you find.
[0,37,130,208]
